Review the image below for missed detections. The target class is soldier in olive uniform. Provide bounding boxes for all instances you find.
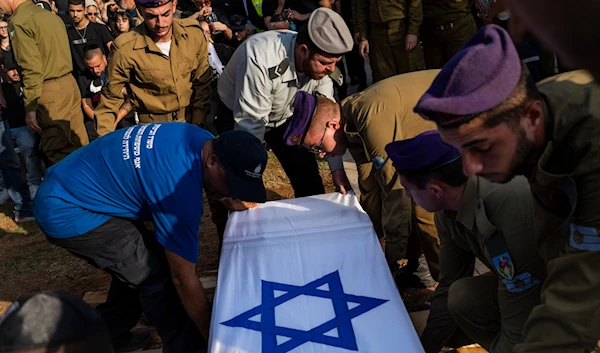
[6,0,88,165]
[419,0,476,69]
[415,24,600,353]
[386,131,545,353]
[94,0,211,136]
[281,70,442,278]
[352,0,425,82]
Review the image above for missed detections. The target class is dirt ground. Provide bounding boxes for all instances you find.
[0,152,431,325]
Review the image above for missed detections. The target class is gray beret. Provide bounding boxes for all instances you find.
[307,7,353,55]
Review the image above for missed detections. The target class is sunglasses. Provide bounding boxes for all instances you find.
[87,12,99,16]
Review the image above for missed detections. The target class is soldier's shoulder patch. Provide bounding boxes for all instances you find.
[327,67,344,87]
[501,272,541,293]
[492,252,514,280]
[372,156,386,169]
[268,58,290,80]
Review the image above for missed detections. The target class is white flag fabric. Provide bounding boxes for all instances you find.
[209,193,424,353]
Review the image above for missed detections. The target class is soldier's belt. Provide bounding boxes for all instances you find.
[371,19,405,30]
[137,108,186,124]
[429,14,471,31]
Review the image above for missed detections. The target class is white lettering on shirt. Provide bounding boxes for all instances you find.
[146,124,161,150]
[121,126,135,160]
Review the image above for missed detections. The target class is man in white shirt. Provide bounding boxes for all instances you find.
[217,7,353,199]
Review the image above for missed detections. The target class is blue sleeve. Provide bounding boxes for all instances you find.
[149,174,204,264]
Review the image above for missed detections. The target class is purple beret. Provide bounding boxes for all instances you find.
[284,91,317,146]
[414,24,522,128]
[135,0,171,7]
[385,130,461,175]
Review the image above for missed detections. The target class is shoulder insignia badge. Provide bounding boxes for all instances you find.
[492,252,514,280]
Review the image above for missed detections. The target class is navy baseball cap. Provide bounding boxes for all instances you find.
[213,130,268,203]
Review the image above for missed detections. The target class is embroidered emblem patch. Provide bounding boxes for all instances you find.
[501,272,541,293]
[492,252,514,280]
[372,156,386,169]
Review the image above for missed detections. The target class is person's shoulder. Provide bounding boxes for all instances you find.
[177,18,202,29]
[88,22,111,32]
[113,30,138,49]
[479,176,533,226]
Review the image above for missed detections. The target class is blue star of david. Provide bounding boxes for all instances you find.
[221,270,388,353]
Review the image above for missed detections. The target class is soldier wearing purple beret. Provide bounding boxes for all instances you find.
[94,0,212,136]
[415,24,600,353]
[386,131,545,353]
[282,70,441,280]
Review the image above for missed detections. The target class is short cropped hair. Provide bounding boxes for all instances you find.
[68,0,85,7]
[401,157,468,190]
[82,43,103,61]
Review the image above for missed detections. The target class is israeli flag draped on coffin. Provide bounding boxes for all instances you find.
[209,193,424,353]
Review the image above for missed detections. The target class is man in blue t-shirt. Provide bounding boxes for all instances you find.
[34,123,267,352]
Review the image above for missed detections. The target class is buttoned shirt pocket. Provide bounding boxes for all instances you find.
[177,60,194,78]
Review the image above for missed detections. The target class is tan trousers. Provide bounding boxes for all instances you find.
[420,14,477,70]
[369,19,425,82]
[37,74,88,165]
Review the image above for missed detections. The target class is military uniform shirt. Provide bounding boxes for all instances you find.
[423,176,545,353]
[353,0,423,41]
[515,70,600,353]
[217,30,334,142]
[421,0,470,25]
[9,0,73,112]
[94,18,211,136]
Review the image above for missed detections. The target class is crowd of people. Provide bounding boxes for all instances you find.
[0,0,598,352]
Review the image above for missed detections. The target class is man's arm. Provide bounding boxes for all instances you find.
[95,45,130,136]
[99,24,115,51]
[12,21,44,114]
[420,216,475,353]
[189,34,212,126]
[82,98,95,120]
[405,0,422,51]
[230,48,273,141]
[352,0,369,42]
[164,249,211,341]
[113,99,133,129]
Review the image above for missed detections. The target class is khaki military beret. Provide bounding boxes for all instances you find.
[307,8,353,55]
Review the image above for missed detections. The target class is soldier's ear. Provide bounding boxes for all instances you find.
[429,182,444,199]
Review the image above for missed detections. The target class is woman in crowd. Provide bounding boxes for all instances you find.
[85,0,105,24]
[102,0,121,25]
[110,11,133,36]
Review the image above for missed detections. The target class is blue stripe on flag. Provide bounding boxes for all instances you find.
[501,272,541,293]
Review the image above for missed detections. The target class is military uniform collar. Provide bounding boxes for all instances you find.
[133,19,187,51]
[454,175,478,230]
